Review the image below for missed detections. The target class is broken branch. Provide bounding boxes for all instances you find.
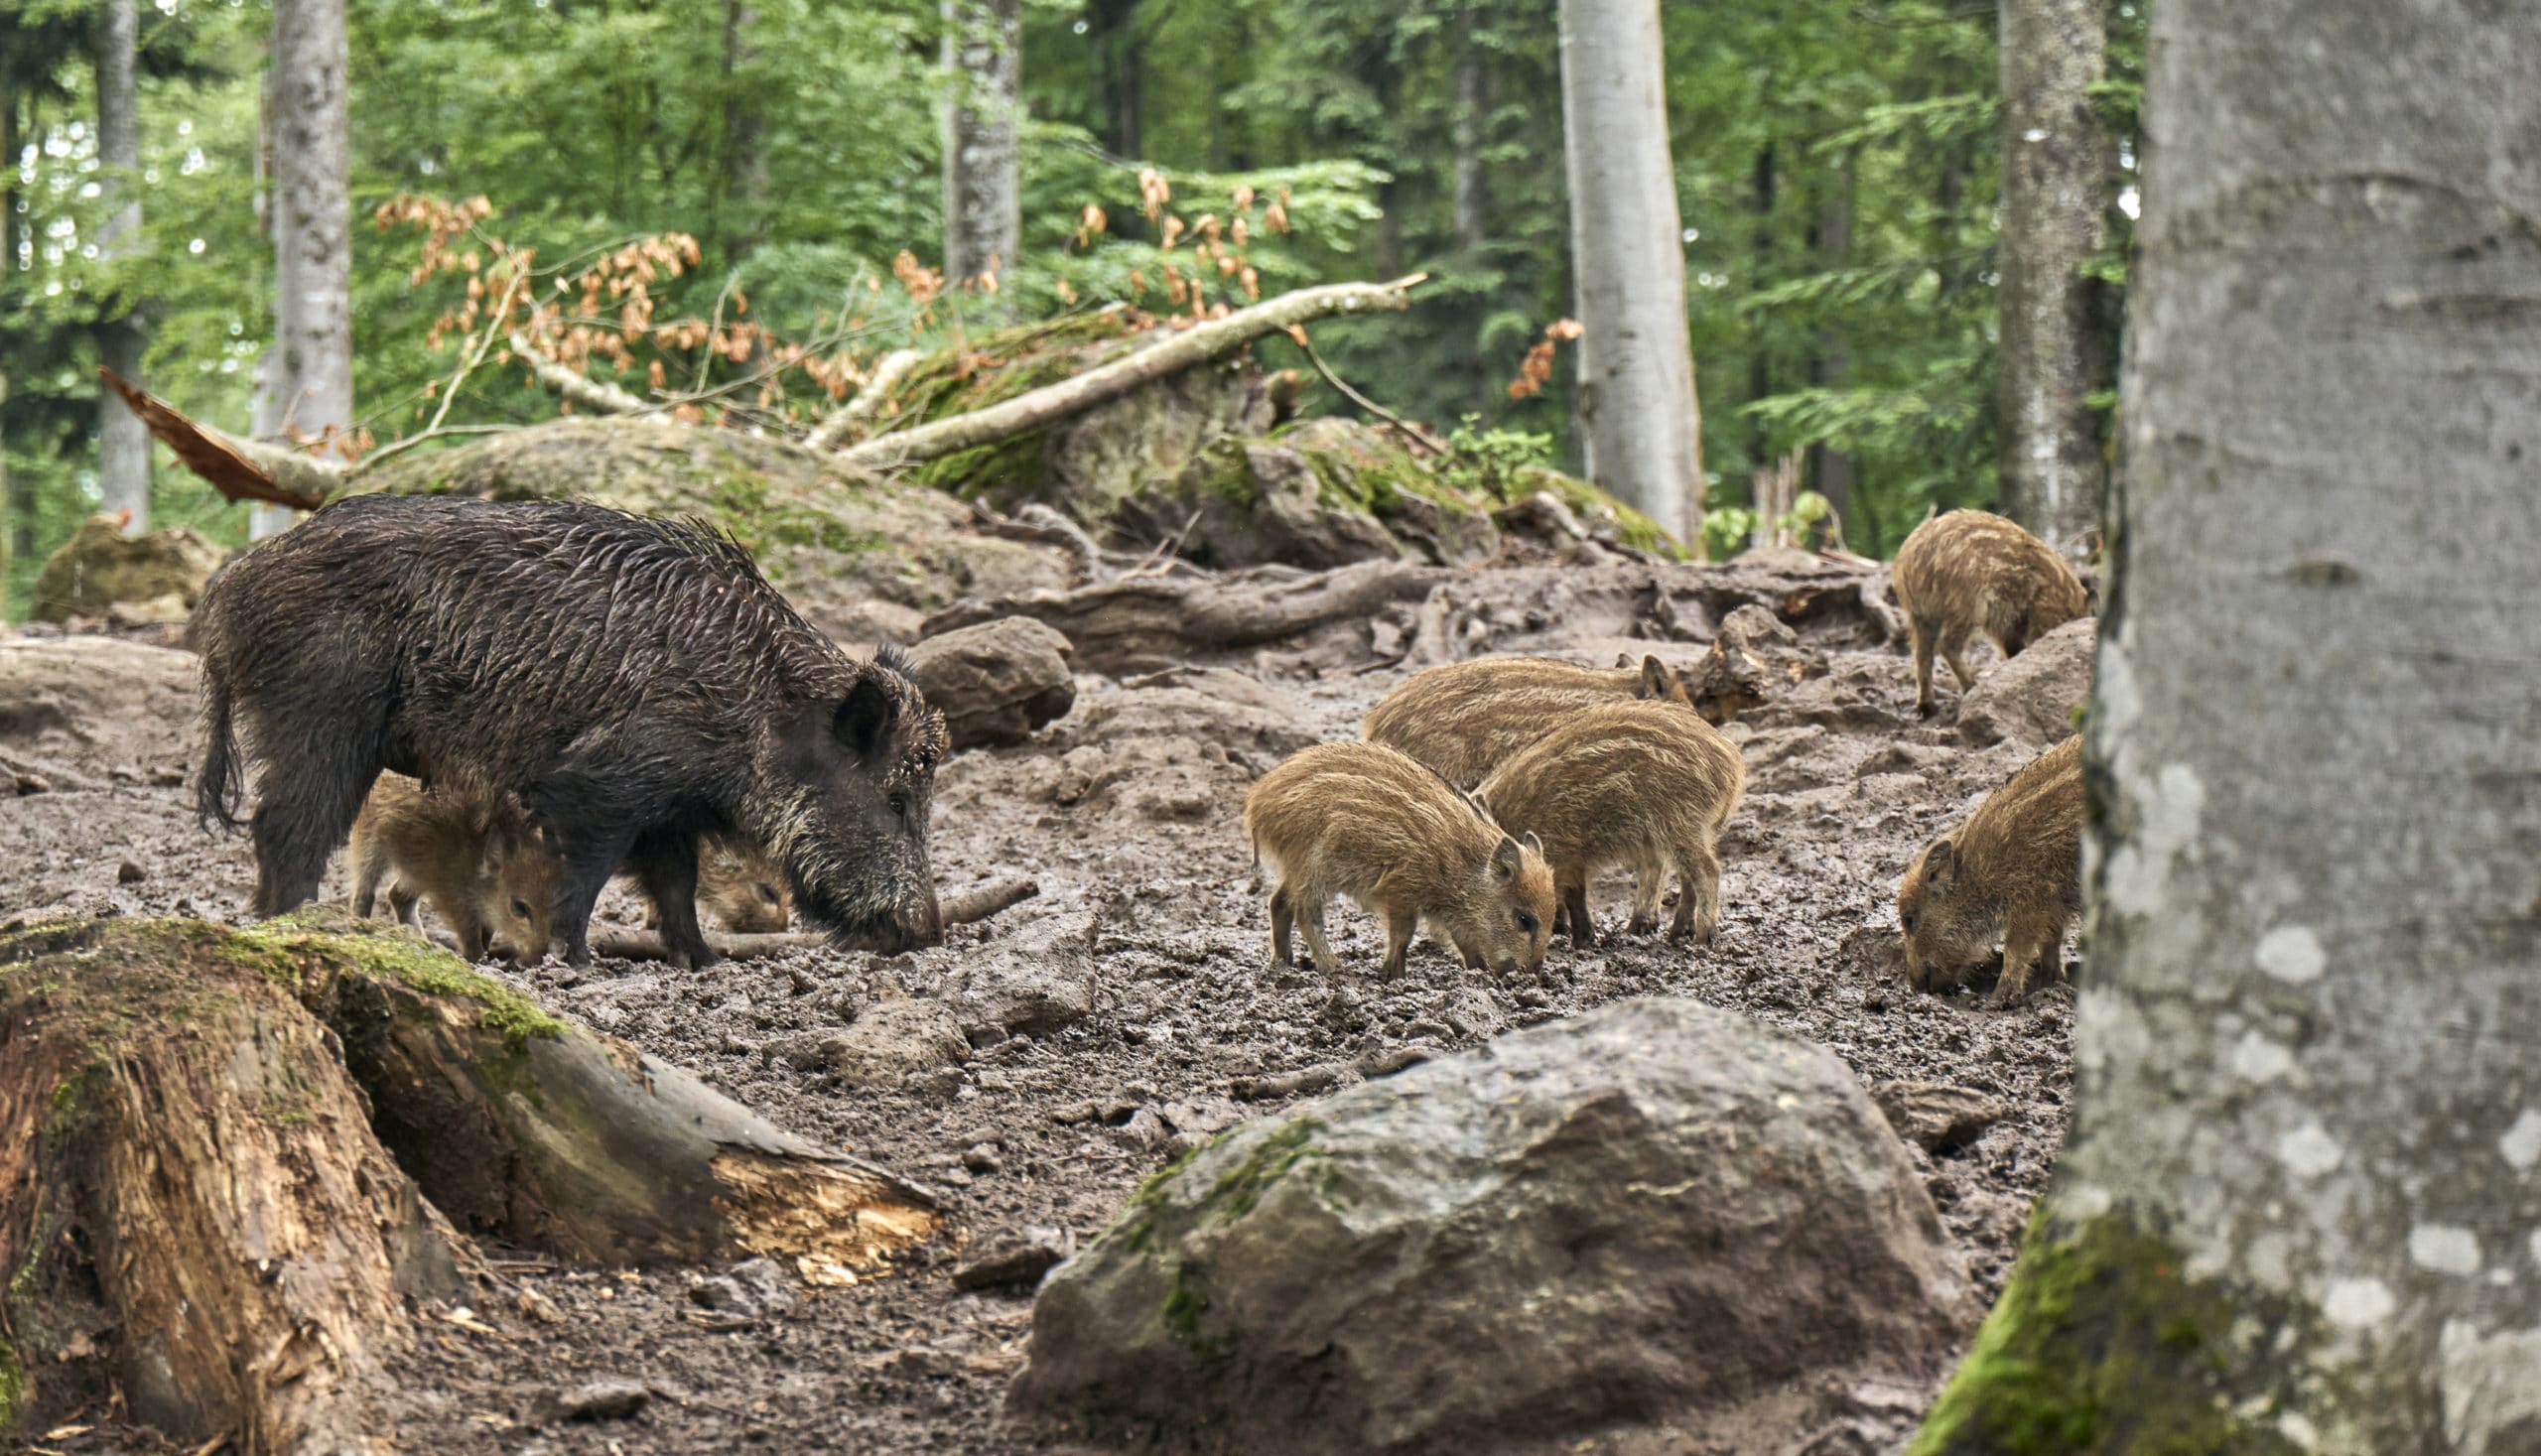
[838,276,1427,472]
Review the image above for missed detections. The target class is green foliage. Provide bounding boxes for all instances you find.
[0,0,2135,604]
[1434,415,1552,502]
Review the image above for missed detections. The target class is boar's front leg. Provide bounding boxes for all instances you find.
[550,834,637,969]
[628,827,718,972]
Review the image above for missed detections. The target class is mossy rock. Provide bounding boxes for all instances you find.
[866,308,1275,519]
[29,514,227,624]
[352,417,1069,630]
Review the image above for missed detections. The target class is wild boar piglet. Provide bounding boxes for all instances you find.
[1363,654,1694,787]
[1898,734,2082,1006]
[1244,740,1556,978]
[1892,510,2089,717]
[347,772,558,966]
[1475,701,1745,946]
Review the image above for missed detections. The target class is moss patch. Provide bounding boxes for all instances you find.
[1908,1206,2306,1456]
[1200,1118,1326,1225]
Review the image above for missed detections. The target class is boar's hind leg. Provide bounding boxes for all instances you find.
[1267,882,1297,968]
[628,829,719,972]
[248,747,384,918]
[1669,839,1723,945]
[1561,876,1595,948]
[1377,903,1416,978]
[1908,615,1939,718]
[1939,625,1980,694]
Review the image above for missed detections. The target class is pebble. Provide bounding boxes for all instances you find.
[536,1379,650,1423]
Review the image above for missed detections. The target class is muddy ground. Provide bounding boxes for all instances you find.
[0,557,2073,1456]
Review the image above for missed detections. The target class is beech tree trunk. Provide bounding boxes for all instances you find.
[1089,0,1140,159]
[1914,0,2541,1448]
[0,916,942,1443]
[1557,0,1702,545]
[1808,149,1856,542]
[941,0,1022,292]
[1993,0,2108,559]
[92,0,149,534]
[258,0,354,541]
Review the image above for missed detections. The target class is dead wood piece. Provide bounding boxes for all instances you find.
[587,877,1041,964]
[806,346,922,451]
[99,367,338,510]
[924,559,1447,674]
[0,919,461,1451]
[509,332,654,416]
[839,276,1425,472]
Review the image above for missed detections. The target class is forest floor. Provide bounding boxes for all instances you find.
[1,557,2073,1456]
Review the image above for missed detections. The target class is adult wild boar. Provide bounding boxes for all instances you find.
[194,495,946,968]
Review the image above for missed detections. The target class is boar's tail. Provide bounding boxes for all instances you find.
[197,677,246,831]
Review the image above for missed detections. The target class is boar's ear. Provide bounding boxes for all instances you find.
[1522,831,1544,858]
[1923,839,1957,888]
[1491,835,1524,880]
[833,675,897,760]
[1615,652,1634,669]
[1640,655,1670,698]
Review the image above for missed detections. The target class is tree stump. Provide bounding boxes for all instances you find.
[0,913,941,1445]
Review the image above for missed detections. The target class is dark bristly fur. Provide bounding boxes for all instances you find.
[192,495,947,968]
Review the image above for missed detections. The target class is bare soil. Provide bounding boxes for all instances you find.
[0,563,2072,1456]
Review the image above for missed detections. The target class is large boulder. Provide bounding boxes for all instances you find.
[29,514,226,624]
[0,635,201,782]
[904,617,1076,750]
[1955,615,2094,747]
[1121,432,1404,571]
[1008,997,1974,1454]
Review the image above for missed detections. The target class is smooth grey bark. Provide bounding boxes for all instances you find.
[92,0,149,534]
[1556,0,1703,545]
[258,0,353,540]
[1918,0,2541,1448]
[1993,0,2108,559]
[1088,0,1140,160]
[940,0,1021,293]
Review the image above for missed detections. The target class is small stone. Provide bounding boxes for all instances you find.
[686,1257,795,1326]
[961,1142,1003,1173]
[516,1287,564,1324]
[536,1379,650,1423]
[1869,1081,2011,1155]
[116,860,145,885]
[952,1227,1071,1292]
[14,772,50,796]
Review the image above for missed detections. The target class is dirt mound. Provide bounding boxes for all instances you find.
[28,514,227,624]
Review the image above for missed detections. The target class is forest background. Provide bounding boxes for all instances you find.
[0,0,2146,613]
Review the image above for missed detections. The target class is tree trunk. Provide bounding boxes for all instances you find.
[92,0,149,535]
[1557,0,1703,545]
[1089,0,1140,159]
[1993,0,2108,559]
[260,0,354,542]
[719,1,769,249]
[0,916,942,1442]
[1913,0,2541,1448]
[1747,143,1775,476]
[941,0,1022,292]
[1807,148,1856,543]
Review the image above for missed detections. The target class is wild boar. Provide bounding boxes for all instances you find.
[1474,701,1745,945]
[347,772,558,966]
[1897,734,2082,1005]
[1243,740,1555,978]
[1363,654,1695,787]
[644,834,793,934]
[1892,510,2090,717]
[193,495,946,970]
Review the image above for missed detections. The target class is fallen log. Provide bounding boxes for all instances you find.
[0,914,941,1444]
[925,558,1446,674]
[840,276,1425,472]
[585,876,1042,965]
[98,366,338,510]
[805,345,922,451]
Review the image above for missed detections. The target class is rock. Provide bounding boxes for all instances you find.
[961,1142,1002,1173]
[1869,1081,2011,1155]
[0,635,201,777]
[688,1256,797,1326]
[536,1379,650,1423]
[946,915,1098,1046]
[29,514,227,624]
[815,998,970,1089]
[1068,669,1318,758]
[1955,615,2094,748]
[905,617,1076,749]
[1009,997,1972,1454]
[115,860,145,885]
[953,1227,1071,1291]
[1128,436,1404,571]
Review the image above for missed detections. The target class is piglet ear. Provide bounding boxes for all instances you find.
[1924,839,1957,888]
[833,675,897,759]
[1640,655,1670,698]
[1522,831,1544,858]
[1491,835,1523,880]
